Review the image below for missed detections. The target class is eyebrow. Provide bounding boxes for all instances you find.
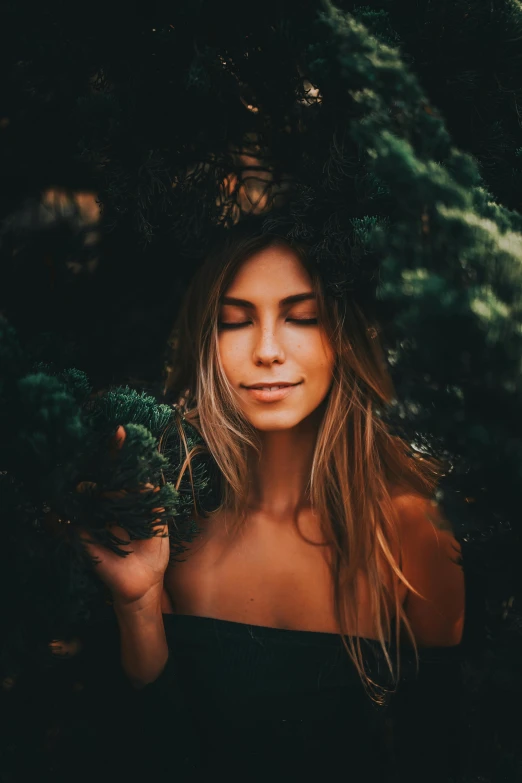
[220,292,316,308]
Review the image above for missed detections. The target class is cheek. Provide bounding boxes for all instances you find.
[218,335,244,380]
[297,335,334,378]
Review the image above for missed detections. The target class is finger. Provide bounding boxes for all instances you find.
[104,523,134,545]
[151,521,169,537]
[109,425,126,456]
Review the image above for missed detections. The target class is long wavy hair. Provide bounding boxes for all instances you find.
[163,219,444,703]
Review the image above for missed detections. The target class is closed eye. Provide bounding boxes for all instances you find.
[218,318,318,330]
[217,322,249,330]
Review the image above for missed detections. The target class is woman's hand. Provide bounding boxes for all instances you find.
[78,426,171,607]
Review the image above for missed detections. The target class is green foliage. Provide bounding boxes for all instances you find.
[0,322,214,674]
[297,4,522,538]
[15,373,86,465]
[88,387,172,438]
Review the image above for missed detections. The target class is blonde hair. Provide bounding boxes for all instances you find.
[164,220,443,703]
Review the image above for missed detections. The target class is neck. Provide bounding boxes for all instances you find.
[246,408,322,520]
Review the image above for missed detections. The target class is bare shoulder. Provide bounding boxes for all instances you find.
[391,489,465,647]
[391,488,456,534]
[392,489,463,569]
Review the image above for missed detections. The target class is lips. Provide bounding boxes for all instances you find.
[242,382,302,403]
[245,383,297,390]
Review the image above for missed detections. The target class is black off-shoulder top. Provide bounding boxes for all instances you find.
[126,613,463,783]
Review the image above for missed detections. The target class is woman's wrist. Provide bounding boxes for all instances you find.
[112,585,169,688]
[112,584,164,617]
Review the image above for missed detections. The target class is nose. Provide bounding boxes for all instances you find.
[252,324,285,366]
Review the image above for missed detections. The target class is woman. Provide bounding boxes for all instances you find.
[81,220,465,781]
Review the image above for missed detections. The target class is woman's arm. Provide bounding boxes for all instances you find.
[112,588,203,779]
[113,585,169,689]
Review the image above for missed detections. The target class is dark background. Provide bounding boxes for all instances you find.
[1,2,521,781]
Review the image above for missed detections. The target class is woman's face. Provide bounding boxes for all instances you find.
[217,244,335,432]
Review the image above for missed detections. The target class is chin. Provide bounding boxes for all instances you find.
[252,421,302,432]
[245,410,311,432]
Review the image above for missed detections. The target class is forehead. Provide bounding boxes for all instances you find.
[224,245,312,295]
